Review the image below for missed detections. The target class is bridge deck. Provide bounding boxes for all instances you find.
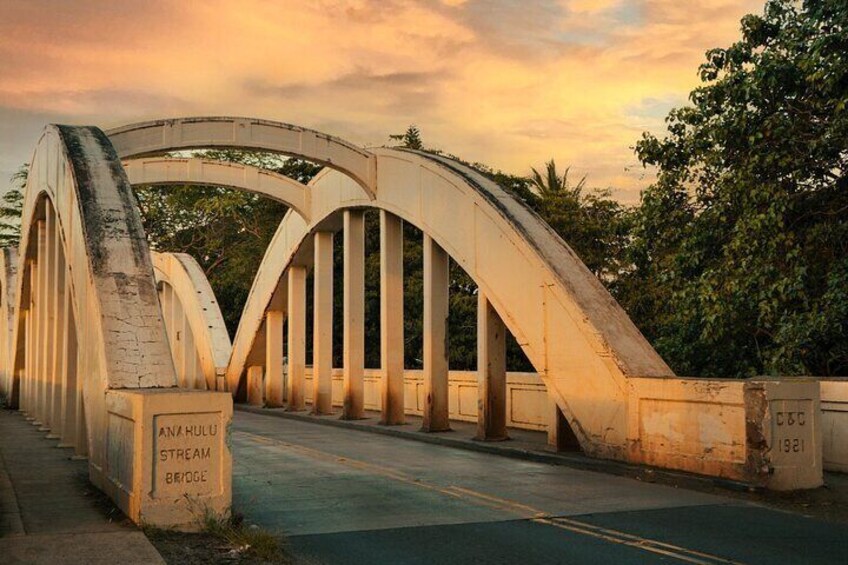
[233,410,848,564]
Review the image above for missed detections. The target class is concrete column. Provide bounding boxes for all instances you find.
[312,231,334,415]
[32,226,44,426]
[342,210,365,420]
[287,266,306,411]
[25,261,36,419]
[247,365,264,406]
[170,288,186,388]
[265,310,285,407]
[22,306,30,415]
[380,211,405,425]
[422,235,450,432]
[37,219,50,430]
[181,316,197,389]
[49,212,66,437]
[476,290,508,441]
[59,286,78,449]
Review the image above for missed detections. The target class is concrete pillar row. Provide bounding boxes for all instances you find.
[476,290,508,441]
[380,211,405,425]
[312,231,335,415]
[287,266,307,411]
[422,234,450,432]
[265,310,285,407]
[342,210,365,420]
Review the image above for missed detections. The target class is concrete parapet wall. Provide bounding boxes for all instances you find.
[300,368,549,432]
[628,377,822,489]
[821,378,848,473]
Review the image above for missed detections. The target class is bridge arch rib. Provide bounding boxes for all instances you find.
[122,157,312,222]
[152,251,232,393]
[6,125,231,527]
[106,117,377,199]
[226,147,673,459]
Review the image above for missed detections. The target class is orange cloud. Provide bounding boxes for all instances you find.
[0,0,765,202]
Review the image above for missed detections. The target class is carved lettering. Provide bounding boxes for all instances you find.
[153,413,222,498]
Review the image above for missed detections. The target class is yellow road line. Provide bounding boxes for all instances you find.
[234,429,745,564]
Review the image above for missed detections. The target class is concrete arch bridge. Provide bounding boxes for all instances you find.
[0,117,833,528]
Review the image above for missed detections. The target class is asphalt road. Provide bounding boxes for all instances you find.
[232,410,848,565]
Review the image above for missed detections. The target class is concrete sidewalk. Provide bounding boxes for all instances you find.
[0,407,164,565]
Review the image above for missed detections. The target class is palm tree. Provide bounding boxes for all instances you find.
[528,159,586,199]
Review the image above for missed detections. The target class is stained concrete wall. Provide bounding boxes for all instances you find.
[821,379,848,473]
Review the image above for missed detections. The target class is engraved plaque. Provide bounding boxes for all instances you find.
[153,412,223,498]
[770,399,815,468]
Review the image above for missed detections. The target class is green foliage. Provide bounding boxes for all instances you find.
[389,125,423,150]
[526,160,631,280]
[0,166,26,248]
[623,0,848,376]
[134,152,321,335]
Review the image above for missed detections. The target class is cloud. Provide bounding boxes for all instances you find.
[0,0,765,202]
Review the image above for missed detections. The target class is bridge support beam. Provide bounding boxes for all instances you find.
[34,223,46,427]
[287,266,307,411]
[422,235,450,432]
[265,310,285,407]
[59,287,78,449]
[476,291,508,442]
[312,232,335,415]
[380,211,405,425]
[49,209,66,438]
[342,210,365,420]
[23,300,32,416]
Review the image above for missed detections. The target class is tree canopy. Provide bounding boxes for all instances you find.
[621,0,848,376]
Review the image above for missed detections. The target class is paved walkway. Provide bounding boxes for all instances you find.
[233,409,848,565]
[0,408,164,565]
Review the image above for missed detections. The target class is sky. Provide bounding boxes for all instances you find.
[0,0,764,203]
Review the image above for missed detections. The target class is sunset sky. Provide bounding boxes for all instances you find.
[0,0,764,202]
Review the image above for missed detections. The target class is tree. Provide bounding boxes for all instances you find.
[389,125,423,150]
[623,0,848,376]
[526,160,631,281]
[0,166,26,248]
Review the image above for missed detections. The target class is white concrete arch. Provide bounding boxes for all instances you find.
[106,116,376,199]
[227,147,673,460]
[152,251,232,392]
[0,247,17,398]
[123,157,312,222]
[7,125,231,527]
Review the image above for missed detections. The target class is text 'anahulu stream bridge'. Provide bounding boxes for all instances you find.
[0,117,842,528]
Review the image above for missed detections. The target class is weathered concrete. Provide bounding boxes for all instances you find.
[0,408,165,564]
[3,126,234,527]
[822,378,848,473]
[107,117,377,197]
[152,251,231,392]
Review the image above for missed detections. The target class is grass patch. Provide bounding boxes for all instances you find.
[202,509,289,563]
[144,508,292,564]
